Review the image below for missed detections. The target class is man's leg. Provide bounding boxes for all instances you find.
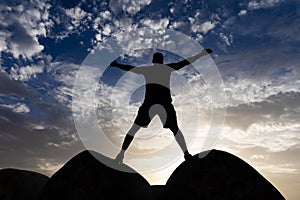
[169,126,193,160]
[115,123,141,163]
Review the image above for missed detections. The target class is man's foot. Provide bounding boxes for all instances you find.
[115,151,125,164]
[184,152,193,161]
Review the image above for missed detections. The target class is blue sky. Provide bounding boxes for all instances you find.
[0,0,300,199]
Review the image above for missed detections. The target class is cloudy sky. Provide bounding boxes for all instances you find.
[0,0,299,199]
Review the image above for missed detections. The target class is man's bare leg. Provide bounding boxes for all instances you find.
[169,126,193,160]
[115,123,141,163]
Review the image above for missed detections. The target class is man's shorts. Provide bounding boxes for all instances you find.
[134,102,178,128]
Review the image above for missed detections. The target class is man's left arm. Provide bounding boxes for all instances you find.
[167,48,212,70]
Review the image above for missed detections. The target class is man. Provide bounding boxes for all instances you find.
[110,48,212,163]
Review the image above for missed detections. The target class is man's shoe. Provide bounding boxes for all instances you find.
[115,152,124,164]
[184,152,193,161]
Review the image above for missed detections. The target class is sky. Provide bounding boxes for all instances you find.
[0,0,299,199]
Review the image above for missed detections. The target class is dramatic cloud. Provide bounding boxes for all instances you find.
[0,70,33,98]
[0,1,299,199]
[0,0,52,59]
[0,60,83,176]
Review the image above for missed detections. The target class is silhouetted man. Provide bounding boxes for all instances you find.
[110,48,212,163]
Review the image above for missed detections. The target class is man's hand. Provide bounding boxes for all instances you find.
[110,60,118,67]
[204,48,213,54]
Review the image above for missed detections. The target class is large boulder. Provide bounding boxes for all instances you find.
[0,168,48,200]
[165,150,285,200]
[39,150,159,200]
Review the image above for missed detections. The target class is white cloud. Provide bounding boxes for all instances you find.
[109,0,152,15]
[251,154,269,160]
[102,10,111,19]
[32,124,45,130]
[108,26,173,57]
[9,36,44,59]
[0,103,30,113]
[222,67,300,107]
[219,62,300,153]
[13,103,30,113]
[0,0,52,59]
[258,163,298,174]
[0,31,9,52]
[36,158,63,175]
[44,62,80,108]
[169,7,175,14]
[10,65,44,81]
[69,65,101,119]
[238,10,247,16]
[219,33,233,46]
[65,6,90,28]
[192,21,216,34]
[142,18,170,31]
[65,6,86,19]
[221,120,300,153]
[169,21,184,29]
[248,0,285,10]
[102,24,112,36]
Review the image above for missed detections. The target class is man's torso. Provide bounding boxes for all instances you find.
[133,64,174,103]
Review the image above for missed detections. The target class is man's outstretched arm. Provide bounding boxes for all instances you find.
[110,60,137,71]
[167,48,213,70]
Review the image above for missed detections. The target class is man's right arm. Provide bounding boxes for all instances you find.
[110,60,137,71]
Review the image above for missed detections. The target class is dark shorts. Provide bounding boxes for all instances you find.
[134,102,178,129]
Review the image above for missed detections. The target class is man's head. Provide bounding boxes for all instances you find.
[152,52,164,64]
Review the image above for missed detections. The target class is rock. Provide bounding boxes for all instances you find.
[39,150,158,200]
[165,150,285,200]
[39,149,285,200]
[0,168,49,200]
